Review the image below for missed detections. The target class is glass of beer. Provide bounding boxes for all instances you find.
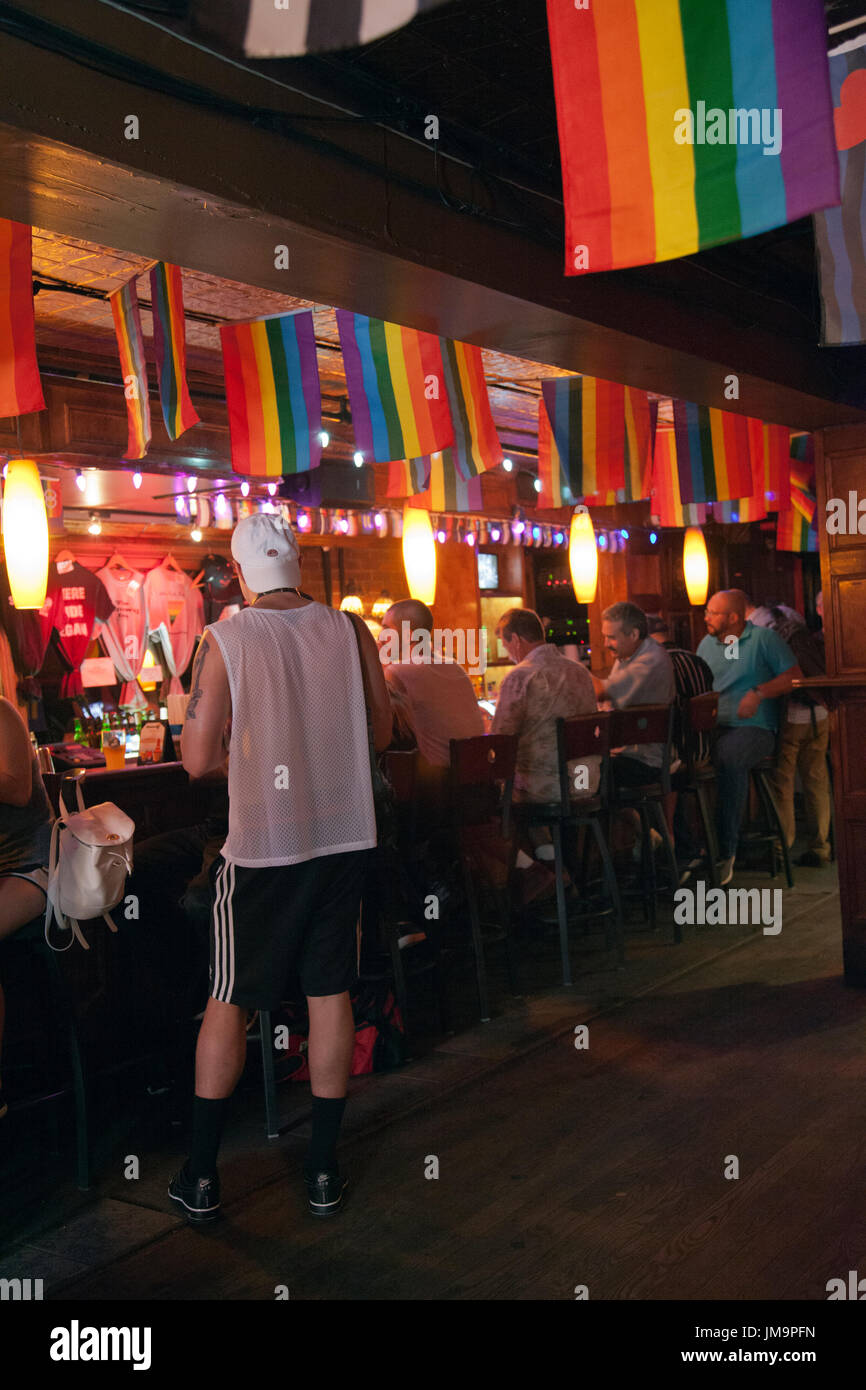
[102,727,126,772]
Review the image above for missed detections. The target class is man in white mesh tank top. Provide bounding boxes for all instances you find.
[169,513,391,1224]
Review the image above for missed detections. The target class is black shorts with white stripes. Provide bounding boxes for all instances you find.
[208,850,368,1009]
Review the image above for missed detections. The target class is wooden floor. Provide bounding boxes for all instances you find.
[50,879,866,1301]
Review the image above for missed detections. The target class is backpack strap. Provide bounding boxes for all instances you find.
[43,814,92,952]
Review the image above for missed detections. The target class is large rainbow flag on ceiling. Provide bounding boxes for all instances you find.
[336,310,453,463]
[110,277,151,461]
[546,0,840,275]
[540,376,653,504]
[220,309,322,476]
[0,220,44,419]
[149,262,200,441]
[671,401,754,505]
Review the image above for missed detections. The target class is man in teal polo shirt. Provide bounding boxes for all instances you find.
[697,589,801,884]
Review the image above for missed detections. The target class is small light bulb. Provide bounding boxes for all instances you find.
[241,482,250,497]
[187,476,197,493]
[268,483,277,495]
[191,527,202,542]
[502,458,513,472]
[491,527,501,542]
[76,471,86,493]
[298,511,310,530]
[436,529,446,543]
[534,478,542,493]
[319,431,330,448]
[466,532,476,545]
[373,512,384,527]
[353,451,364,467]
[132,471,142,490]
[621,529,629,541]
[88,513,101,536]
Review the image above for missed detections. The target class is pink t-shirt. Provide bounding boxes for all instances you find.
[385,661,484,768]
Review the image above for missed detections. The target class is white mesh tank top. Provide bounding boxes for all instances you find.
[208,603,377,867]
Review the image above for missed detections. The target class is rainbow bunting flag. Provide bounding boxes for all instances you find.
[790,482,817,525]
[546,0,839,276]
[541,376,652,503]
[713,492,767,523]
[409,450,483,513]
[110,277,151,461]
[439,338,502,479]
[670,401,753,505]
[220,310,322,477]
[149,262,200,441]
[0,220,44,418]
[336,310,453,464]
[790,432,814,466]
[386,456,430,498]
[747,418,791,511]
[651,422,707,529]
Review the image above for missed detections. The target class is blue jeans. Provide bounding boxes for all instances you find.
[713,725,776,859]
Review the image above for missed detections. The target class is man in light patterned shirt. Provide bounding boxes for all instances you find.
[492,608,600,805]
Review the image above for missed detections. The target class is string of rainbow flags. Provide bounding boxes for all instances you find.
[0,221,818,552]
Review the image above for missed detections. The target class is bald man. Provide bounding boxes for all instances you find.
[378,599,484,777]
[697,589,801,884]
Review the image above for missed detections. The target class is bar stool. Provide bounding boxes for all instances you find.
[670,691,721,888]
[608,704,681,940]
[448,733,518,1023]
[741,756,794,887]
[512,711,623,986]
[0,918,90,1188]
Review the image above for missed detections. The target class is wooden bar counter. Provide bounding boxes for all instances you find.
[43,762,227,842]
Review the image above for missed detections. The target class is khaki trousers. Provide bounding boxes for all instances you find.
[768,716,831,859]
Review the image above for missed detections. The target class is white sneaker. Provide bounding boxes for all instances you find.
[717,856,735,886]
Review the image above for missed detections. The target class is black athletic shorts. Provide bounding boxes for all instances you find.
[208,849,368,1010]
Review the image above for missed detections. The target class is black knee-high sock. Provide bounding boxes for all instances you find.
[306,1095,347,1177]
[187,1096,229,1179]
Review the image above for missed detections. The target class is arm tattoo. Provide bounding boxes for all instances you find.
[186,634,210,721]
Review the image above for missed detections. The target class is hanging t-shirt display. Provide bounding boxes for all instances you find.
[144,558,205,696]
[97,559,149,708]
[39,559,115,696]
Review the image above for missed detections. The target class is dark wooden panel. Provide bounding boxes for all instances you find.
[43,378,231,466]
[823,447,866,555]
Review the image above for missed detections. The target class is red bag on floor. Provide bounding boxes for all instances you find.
[273,986,405,1082]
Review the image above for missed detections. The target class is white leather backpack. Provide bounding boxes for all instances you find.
[45,776,135,951]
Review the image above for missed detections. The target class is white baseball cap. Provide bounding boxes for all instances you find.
[231,512,301,593]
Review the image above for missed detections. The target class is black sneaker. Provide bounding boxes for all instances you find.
[168,1165,221,1223]
[305,1170,348,1218]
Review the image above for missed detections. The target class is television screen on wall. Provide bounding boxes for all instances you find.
[477,552,499,590]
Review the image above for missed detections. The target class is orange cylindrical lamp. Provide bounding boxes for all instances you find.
[402,504,436,605]
[2,459,49,609]
[683,526,709,607]
[568,507,598,604]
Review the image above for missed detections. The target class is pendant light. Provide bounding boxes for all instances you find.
[2,459,49,609]
[568,507,598,605]
[683,526,709,606]
[402,503,436,605]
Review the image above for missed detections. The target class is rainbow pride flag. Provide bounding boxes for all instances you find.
[652,422,707,528]
[110,278,151,461]
[546,0,839,275]
[541,376,652,503]
[0,220,44,419]
[777,500,818,552]
[537,397,568,509]
[671,401,753,505]
[337,310,453,464]
[409,451,483,512]
[149,262,200,441]
[385,456,430,498]
[440,338,502,479]
[747,418,791,511]
[220,310,322,477]
[713,492,767,523]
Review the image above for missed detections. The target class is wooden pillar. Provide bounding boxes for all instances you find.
[588,550,628,674]
[816,425,866,984]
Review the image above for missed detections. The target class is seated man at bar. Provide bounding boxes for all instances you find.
[378,598,483,819]
[697,589,801,886]
[492,608,599,897]
[591,602,676,789]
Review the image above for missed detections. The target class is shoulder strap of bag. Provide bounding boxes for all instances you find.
[44,816,92,952]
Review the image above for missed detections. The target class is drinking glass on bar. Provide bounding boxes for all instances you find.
[102,726,126,771]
